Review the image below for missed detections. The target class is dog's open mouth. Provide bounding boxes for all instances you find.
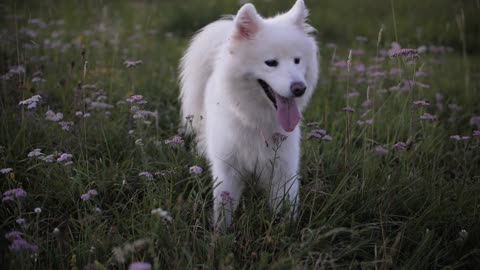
[257,79,301,132]
[258,79,277,109]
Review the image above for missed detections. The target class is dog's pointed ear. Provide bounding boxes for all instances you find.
[233,4,262,40]
[287,0,309,27]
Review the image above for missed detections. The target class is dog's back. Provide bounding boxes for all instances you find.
[179,19,233,150]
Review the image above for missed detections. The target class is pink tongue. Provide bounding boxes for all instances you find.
[275,94,301,132]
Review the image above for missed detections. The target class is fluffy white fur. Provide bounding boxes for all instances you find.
[179,0,319,229]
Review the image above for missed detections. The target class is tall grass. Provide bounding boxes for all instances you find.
[1,0,479,269]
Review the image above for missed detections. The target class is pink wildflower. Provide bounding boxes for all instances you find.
[189,166,203,174]
[221,191,234,205]
[27,148,42,158]
[18,95,41,109]
[138,171,153,180]
[449,135,460,141]
[164,135,184,145]
[389,48,418,58]
[129,262,152,270]
[342,106,355,112]
[9,238,39,253]
[59,121,74,131]
[2,188,27,201]
[354,63,365,72]
[450,135,470,141]
[393,142,407,150]
[403,80,430,90]
[307,129,327,139]
[5,231,23,240]
[45,110,63,122]
[1,168,13,174]
[57,153,73,162]
[16,218,26,225]
[126,95,145,103]
[362,99,373,109]
[470,116,480,128]
[124,60,143,68]
[81,189,98,201]
[322,135,333,141]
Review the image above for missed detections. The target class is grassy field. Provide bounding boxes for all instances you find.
[1,0,479,269]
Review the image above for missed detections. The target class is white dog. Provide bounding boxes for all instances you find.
[179,0,318,229]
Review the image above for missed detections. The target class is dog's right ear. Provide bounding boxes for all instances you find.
[233,4,262,41]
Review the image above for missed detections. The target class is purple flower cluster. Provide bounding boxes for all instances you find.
[220,191,234,205]
[470,116,480,129]
[28,148,43,158]
[2,188,27,202]
[57,153,73,162]
[124,60,143,68]
[45,110,64,122]
[450,135,471,141]
[342,106,355,113]
[164,135,184,145]
[127,95,147,104]
[1,168,13,174]
[138,171,153,180]
[393,142,408,150]
[307,129,333,141]
[5,231,38,253]
[389,48,418,58]
[18,95,42,109]
[80,189,98,201]
[28,149,73,165]
[129,262,152,270]
[189,166,203,174]
[132,108,157,119]
[403,80,430,90]
[59,121,74,131]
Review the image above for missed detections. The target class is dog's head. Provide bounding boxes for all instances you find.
[228,0,319,132]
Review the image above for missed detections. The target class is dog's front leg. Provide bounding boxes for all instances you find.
[211,161,244,231]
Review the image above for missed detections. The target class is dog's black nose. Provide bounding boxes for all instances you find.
[290,82,306,97]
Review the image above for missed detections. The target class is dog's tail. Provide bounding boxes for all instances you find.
[179,20,232,138]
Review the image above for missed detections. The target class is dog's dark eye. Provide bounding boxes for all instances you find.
[294,58,301,64]
[265,60,278,67]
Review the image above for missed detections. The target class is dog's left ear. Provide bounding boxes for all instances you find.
[287,0,309,27]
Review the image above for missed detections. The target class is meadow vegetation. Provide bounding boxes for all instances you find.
[1,0,479,269]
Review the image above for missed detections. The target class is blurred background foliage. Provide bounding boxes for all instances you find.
[1,0,480,268]
[5,0,480,52]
